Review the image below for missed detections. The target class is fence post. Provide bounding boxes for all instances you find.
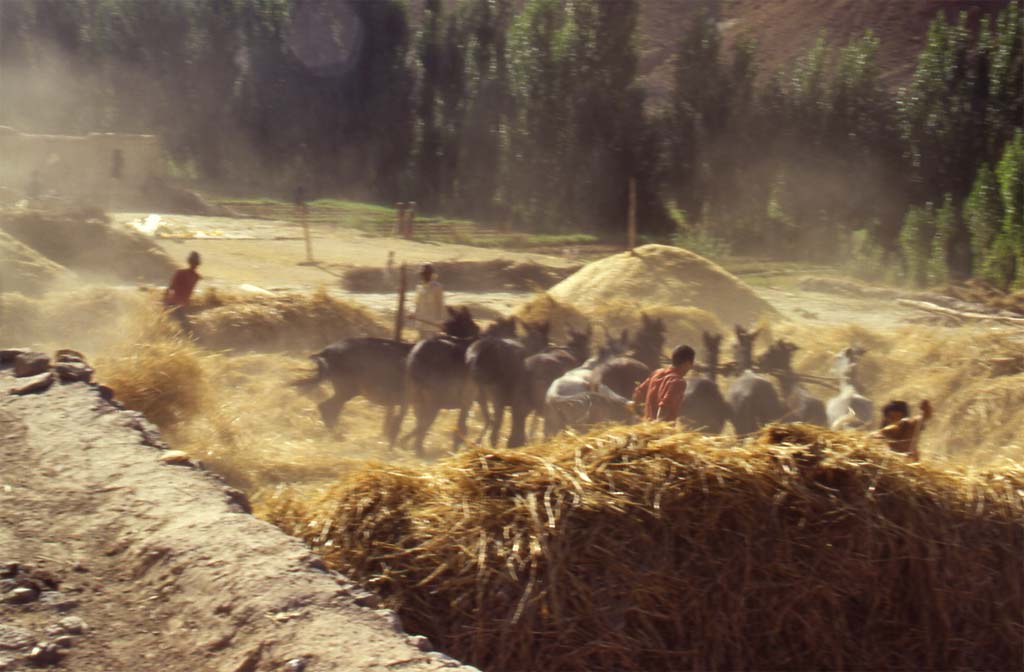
[394,264,407,342]
[395,202,406,236]
[405,201,416,239]
[627,177,637,254]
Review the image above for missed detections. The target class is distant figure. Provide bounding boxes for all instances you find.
[293,185,307,215]
[164,251,202,334]
[409,263,444,339]
[873,399,932,461]
[385,251,396,284]
[404,201,417,239]
[631,345,696,421]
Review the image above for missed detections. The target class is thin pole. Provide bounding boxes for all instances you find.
[394,264,407,342]
[302,206,313,263]
[627,177,637,253]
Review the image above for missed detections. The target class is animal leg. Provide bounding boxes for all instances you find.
[506,404,528,448]
[453,404,471,452]
[412,403,440,459]
[475,393,493,444]
[318,390,353,430]
[489,399,505,448]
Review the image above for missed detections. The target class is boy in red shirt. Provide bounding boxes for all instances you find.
[164,251,201,333]
[633,345,695,421]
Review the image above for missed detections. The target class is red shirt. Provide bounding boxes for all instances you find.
[165,269,200,306]
[633,367,687,421]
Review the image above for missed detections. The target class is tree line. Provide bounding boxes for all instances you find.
[1,0,1020,287]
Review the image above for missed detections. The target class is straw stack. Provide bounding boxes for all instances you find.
[261,423,1024,672]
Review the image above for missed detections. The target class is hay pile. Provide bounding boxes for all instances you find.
[0,229,72,295]
[343,259,579,293]
[261,423,1023,672]
[512,293,590,342]
[547,244,772,326]
[189,288,388,351]
[0,208,176,284]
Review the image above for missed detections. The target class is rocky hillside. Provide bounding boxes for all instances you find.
[636,0,1013,100]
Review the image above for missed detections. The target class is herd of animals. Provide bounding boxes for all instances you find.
[295,307,875,455]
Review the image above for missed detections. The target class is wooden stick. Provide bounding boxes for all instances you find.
[896,299,1024,326]
[302,207,313,263]
[627,177,637,253]
[394,264,407,342]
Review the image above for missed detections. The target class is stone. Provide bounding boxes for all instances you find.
[55,361,94,384]
[408,635,432,652]
[53,636,74,649]
[27,643,63,666]
[39,591,78,612]
[224,488,252,514]
[9,372,54,396]
[0,562,17,578]
[158,450,192,466]
[13,352,49,378]
[6,586,38,604]
[53,349,87,364]
[283,658,308,672]
[0,349,30,366]
[95,385,116,402]
[0,625,36,651]
[56,617,87,635]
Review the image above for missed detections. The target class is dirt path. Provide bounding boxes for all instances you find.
[0,372,473,672]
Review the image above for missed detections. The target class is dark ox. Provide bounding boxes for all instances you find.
[466,318,549,448]
[294,338,412,446]
[399,307,484,457]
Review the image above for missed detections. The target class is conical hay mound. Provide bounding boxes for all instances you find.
[0,229,73,296]
[547,244,772,326]
[259,424,1024,672]
[512,293,590,342]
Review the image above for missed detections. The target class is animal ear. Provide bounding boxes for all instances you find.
[447,306,458,317]
[734,324,744,337]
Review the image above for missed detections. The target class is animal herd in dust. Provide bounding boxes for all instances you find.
[295,307,875,455]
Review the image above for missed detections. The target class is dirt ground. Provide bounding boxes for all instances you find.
[0,372,473,672]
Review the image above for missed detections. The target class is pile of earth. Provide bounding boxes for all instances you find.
[343,258,581,293]
[0,230,72,295]
[0,208,176,285]
[547,244,772,326]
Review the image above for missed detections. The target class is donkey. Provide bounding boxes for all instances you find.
[590,313,666,400]
[293,338,413,446]
[400,307,482,457]
[523,325,593,438]
[757,339,828,426]
[726,326,785,435]
[680,332,731,433]
[466,319,549,448]
[827,346,874,429]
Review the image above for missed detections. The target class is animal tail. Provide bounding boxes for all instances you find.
[291,353,327,391]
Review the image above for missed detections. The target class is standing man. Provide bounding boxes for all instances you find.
[164,251,202,334]
[409,263,444,339]
[632,345,696,421]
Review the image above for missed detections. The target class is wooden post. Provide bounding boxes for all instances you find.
[301,207,314,264]
[395,202,406,236]
[405,201,417,239]
[394,264,407,342]
[627,177,637,253]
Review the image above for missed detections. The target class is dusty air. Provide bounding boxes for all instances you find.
[0,1,1021,671]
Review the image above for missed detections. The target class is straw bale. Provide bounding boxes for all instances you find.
[0,209,176,284]
[547,244,772,326]
[260,423,1024,672]
[189,289,388,351]
[0,230,73,295]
